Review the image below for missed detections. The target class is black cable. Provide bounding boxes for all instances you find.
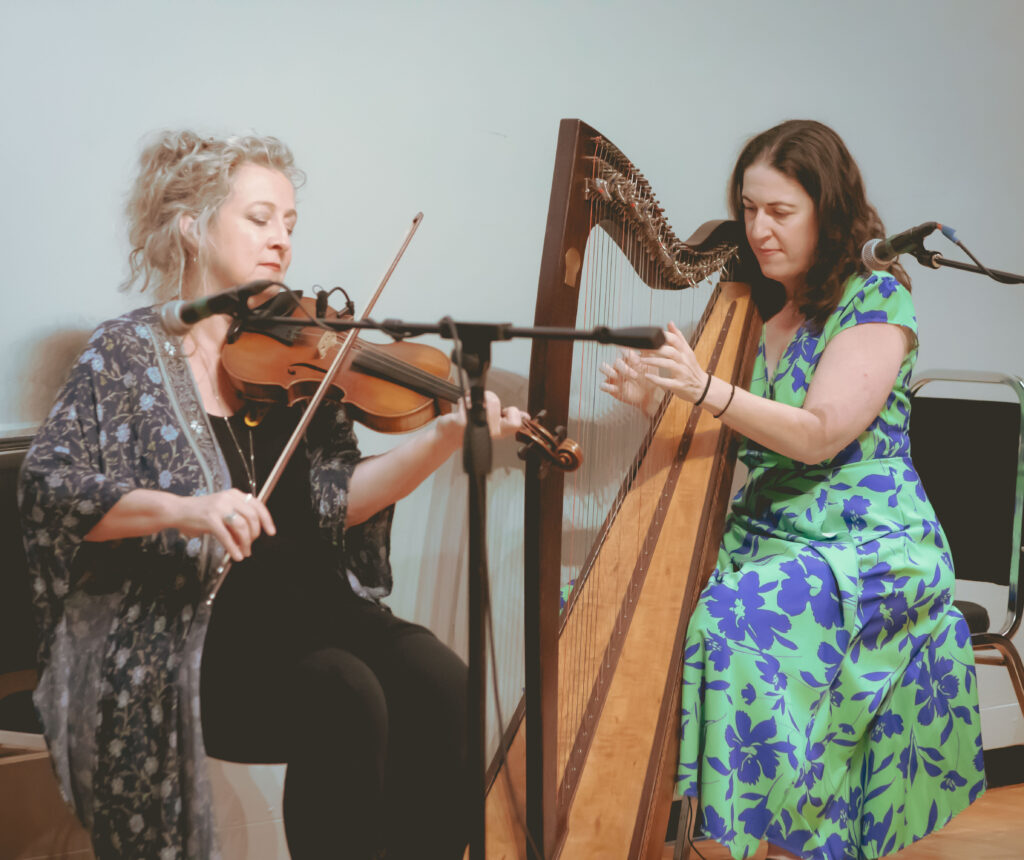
[676,797,709,860]
[277,284,331,330]
[313,285,356,316]
[951,238,1019,285]
[937,225,1022,285]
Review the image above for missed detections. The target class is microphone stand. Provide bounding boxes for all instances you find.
[910,246,1024,284]
[453,323,495,860]
[239,310,664,860]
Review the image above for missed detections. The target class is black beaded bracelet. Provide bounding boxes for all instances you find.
[693,372,713,407]
[712,382,736,418]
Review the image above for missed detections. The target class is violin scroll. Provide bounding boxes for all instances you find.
[516,410,582,474]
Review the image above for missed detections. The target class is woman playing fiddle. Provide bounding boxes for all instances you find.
[602,120,984,859]
[19,130,524,859]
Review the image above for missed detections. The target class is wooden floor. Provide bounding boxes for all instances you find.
[664,783,1024,859]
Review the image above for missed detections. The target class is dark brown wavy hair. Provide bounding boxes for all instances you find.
[728,120,909,329]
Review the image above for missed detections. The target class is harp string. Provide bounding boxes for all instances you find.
[555,160,721,804]
[469,121,752,859]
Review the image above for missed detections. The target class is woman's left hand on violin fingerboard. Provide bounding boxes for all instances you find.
[346,390,527,526]
[436,391,528,446]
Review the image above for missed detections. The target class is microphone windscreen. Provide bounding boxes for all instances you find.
[158,301,189,336]
[596,326,666,349]
[861,238,888,271]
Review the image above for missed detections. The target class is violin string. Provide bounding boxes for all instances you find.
[350,345,462,400]
[279,329,462,401]
[253,289,571,466]
[246,297,558,470]
[252,289,465,403]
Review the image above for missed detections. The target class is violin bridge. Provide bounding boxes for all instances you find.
[316,331,338,360]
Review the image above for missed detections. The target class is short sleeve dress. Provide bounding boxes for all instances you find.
[674,272,986,860]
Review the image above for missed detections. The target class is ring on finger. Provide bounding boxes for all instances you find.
[223,510,240,525]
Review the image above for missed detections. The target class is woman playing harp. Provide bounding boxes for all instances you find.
[602,120,985,859]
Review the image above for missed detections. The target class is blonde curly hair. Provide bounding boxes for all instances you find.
[121,130,305,301]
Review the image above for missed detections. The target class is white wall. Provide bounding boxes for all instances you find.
[2,0,1022,747]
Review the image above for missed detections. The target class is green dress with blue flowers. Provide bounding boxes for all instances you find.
[675,272,985,860]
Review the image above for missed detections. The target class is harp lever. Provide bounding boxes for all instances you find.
[516,410,583,475]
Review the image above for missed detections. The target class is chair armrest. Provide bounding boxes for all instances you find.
[911,369,1024,393]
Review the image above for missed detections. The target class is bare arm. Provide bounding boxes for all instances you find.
[86,394,524,547]
[85,488,276,562]
[345,392,526,525]
[630,320,912,465]
[703,322,909,462]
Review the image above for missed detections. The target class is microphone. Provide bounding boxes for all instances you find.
[861,222,939,270]
[593,326,666,349]
[159,280,278,335]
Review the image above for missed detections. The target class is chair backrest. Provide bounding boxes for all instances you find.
[909,370,1024,639]
[0,436,41,731]
[0,437,36,675]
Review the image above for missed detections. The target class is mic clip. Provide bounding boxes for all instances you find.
[228,288,304,345]
[908,246,943,269]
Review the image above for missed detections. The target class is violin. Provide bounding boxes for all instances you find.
[220,290,582,472]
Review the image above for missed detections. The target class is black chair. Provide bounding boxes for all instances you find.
[909,370,1024,719]
[0,435,41,738]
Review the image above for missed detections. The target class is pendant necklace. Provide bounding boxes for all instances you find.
[219,413,258,495]
[191,335,258,494]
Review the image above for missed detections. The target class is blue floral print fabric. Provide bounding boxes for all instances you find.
[674,273,985,859]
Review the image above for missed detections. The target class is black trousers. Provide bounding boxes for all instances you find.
[200,554,469,860]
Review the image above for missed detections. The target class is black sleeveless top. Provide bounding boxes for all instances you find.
[209,405,320,550]
[207,405,357,635]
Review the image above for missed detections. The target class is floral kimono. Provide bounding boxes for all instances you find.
[19,306,392,859]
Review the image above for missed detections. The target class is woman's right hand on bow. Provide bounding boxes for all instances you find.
[175,489,276,561]
[85,488,276,562]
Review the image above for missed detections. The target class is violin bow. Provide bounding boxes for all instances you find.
[205,212,424,604]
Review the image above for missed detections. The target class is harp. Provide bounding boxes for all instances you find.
[482,120,763,859]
